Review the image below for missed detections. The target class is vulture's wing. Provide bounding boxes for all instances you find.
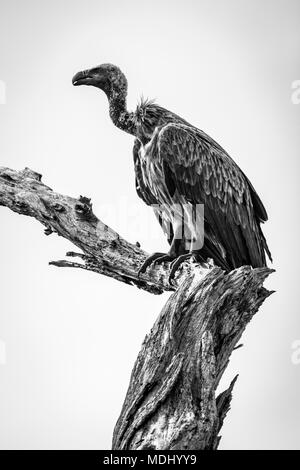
[156,123,272,268]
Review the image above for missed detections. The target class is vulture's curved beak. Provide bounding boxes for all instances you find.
[72,70,93,86]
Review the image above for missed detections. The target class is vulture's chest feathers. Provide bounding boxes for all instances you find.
[138,129,170,204]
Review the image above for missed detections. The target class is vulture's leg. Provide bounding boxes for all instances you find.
[137,236,181,275]
[168,218,206,284]
[137,215,183,275]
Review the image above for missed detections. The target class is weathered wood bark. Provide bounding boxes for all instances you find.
[112,266,273,449]
[0,166,274,449]
[0,166,203,295]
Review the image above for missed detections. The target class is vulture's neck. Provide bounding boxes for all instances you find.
[108,92,136,136]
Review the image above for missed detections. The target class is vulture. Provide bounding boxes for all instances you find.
[72,63,272,282]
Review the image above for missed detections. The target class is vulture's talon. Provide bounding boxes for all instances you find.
[138,252,169,276]
[153,254,174,266]
[168,253,197,285]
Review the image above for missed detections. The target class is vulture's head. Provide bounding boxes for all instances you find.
[72,63,127,98]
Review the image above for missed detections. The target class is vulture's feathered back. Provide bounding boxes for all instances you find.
[73,64,272,280]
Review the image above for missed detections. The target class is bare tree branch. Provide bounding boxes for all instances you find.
[0,166,202,294]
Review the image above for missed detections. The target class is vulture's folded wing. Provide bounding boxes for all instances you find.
[156,123,271,268]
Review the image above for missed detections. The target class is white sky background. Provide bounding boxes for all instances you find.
[0,0,299,449]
